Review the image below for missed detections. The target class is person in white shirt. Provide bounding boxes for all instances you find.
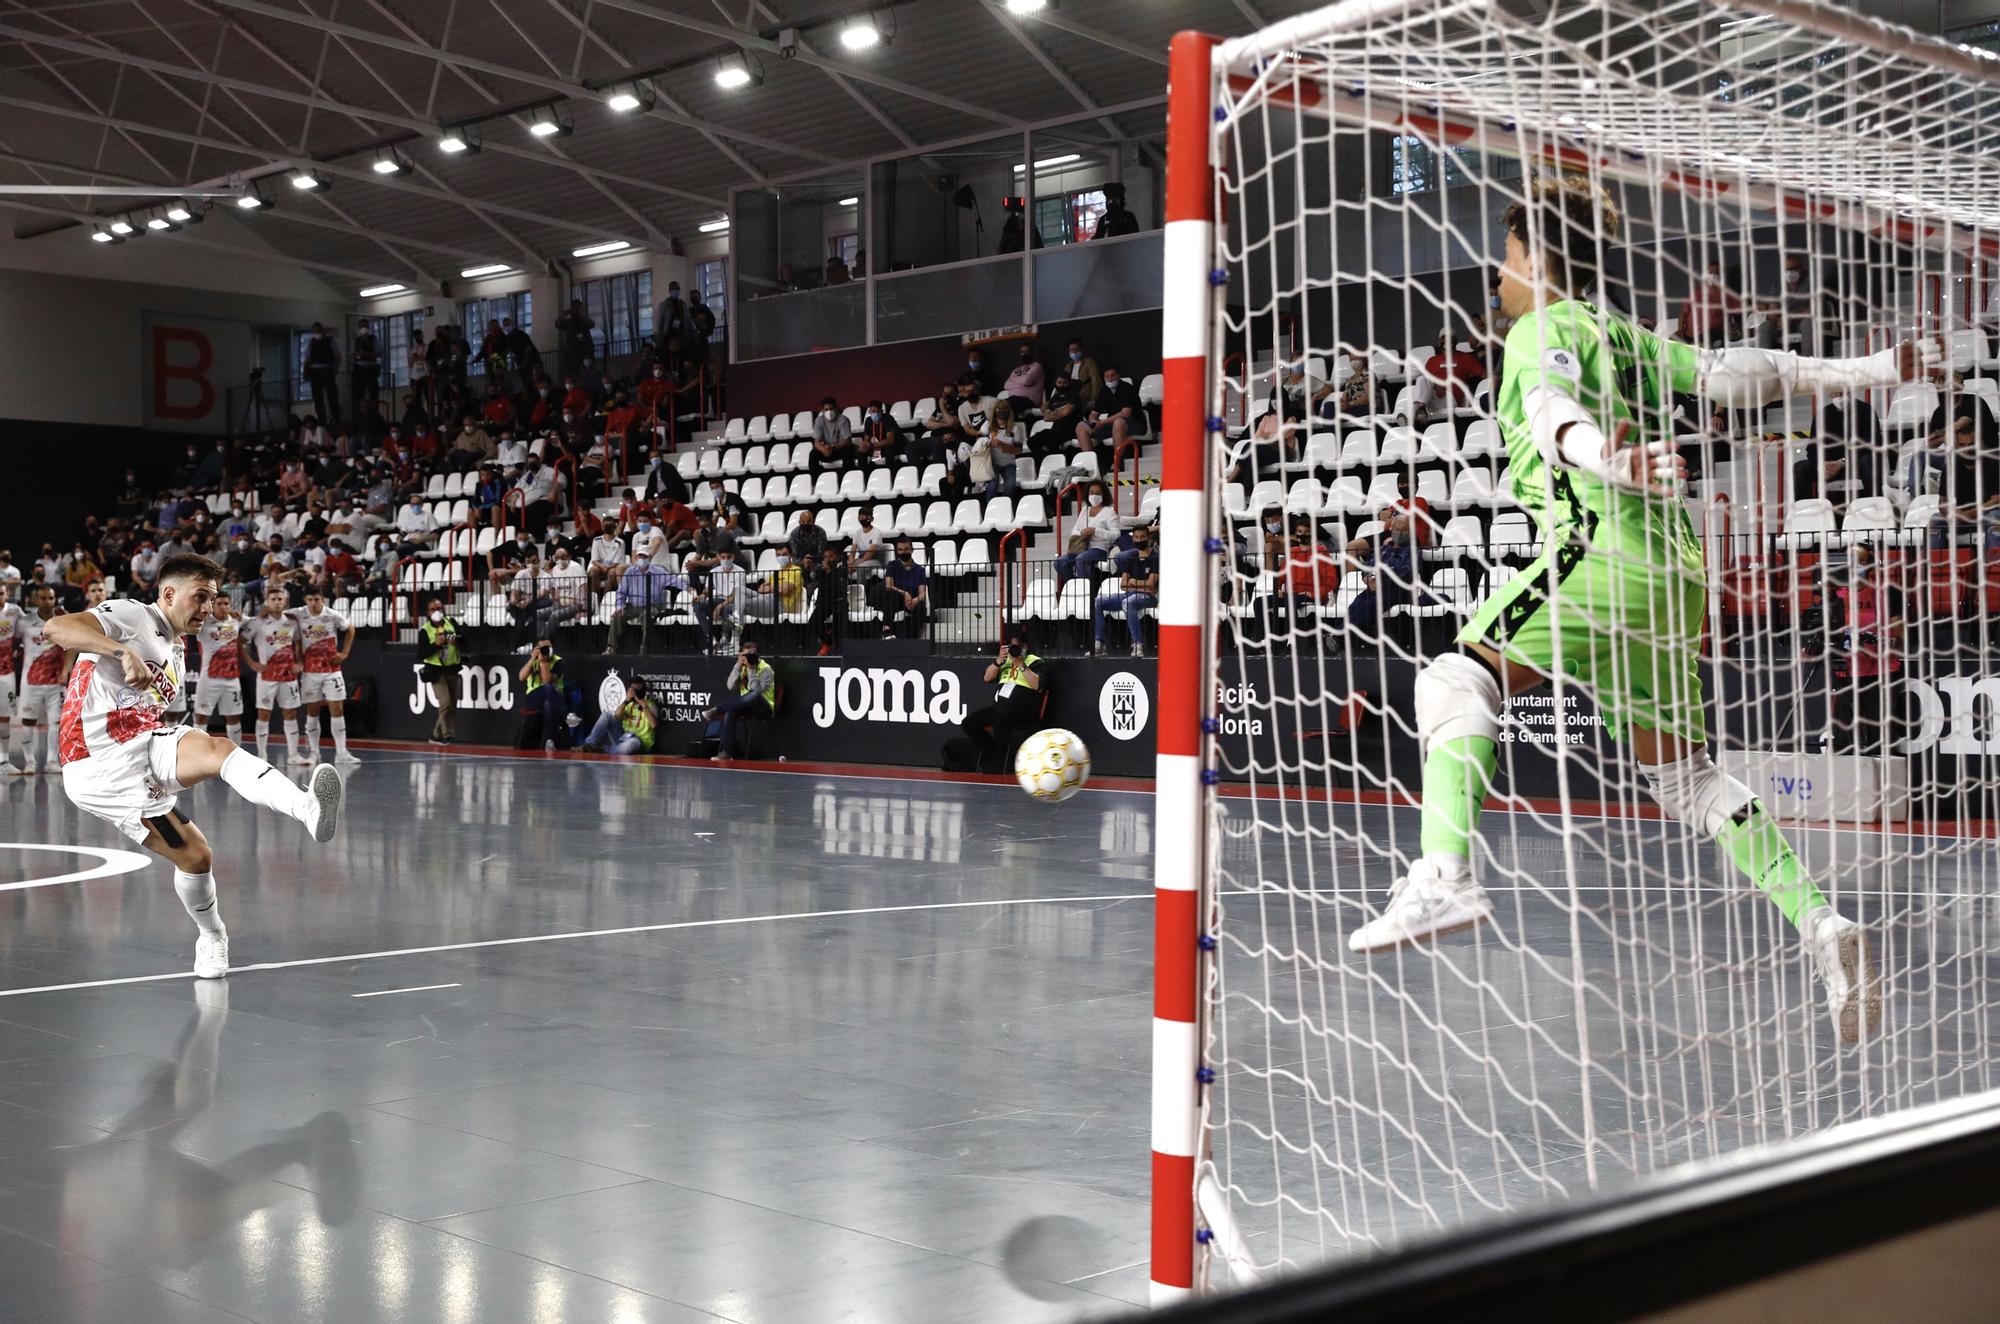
[289,590,358,763]
[49,552,342,981]
[588,530,629,596]
[12,584,67,774]
[396,500,437,554]
[192,595,246,745]
[240,587,307,765]
[514,455,558,535]
[630,518,666,564]
[1055,480,1123,586]
[252,509,281,545]
[0,585,19,766]
[0,551,21,589]
[128,543,161,595]
[496,433,529,474]
[536,547,589,636]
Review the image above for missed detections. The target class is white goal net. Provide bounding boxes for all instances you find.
[1172,0,2000,1295]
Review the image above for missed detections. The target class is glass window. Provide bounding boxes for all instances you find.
[1390,135,1523,194]
[828,231,858,266]
[575,270,653,355]
[1026,110,1163,247]
[292,331,313,403]
[456,293,533,377]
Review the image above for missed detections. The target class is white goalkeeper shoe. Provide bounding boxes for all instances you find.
[1347,857,1493,953]
[1805,909,1883,1045]
[193,929,230,980]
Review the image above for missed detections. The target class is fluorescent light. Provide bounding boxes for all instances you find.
[459,263,511,278]
[838,196,859,206]
[146,215,174,231]
[606,84,654,113]
[1005,0,1049,12]
[714,65,752,90]
[236,194,265,209]
[165,202,194,222]
[714,50,760,90]
[373,158,400,173]
[698,218,731,233]
[840,15,881,49]
[90,228,117,244]
[108,218,136,235]
[439,134,469,153]
[371,150,411,176]
[528,119,561,137]
[607,91,642,112]
[291,169,324,190]
[359,283,407,298]
[572,239,632,258]
[1012,153,1082,173]
[527,105,572,138]
[438,123,480,155]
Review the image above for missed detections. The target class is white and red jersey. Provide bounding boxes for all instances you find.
[289,607,349,674]
[195,615,243,681]
[57,600,186,766]
[18,610,67,687]
[244,613,300,682]
[0,602,20,675]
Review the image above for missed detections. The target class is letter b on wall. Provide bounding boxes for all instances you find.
[143,314,252,432]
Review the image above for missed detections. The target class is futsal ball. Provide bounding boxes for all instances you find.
[1015,727,1091,803]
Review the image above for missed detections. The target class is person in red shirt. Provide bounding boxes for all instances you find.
[602,391,641,445]
[1379,489,1434,549]
[656,498,702,553]
[409,425,442,463]
[323,543,360,592]
[561,376,593,418]
[1412,329,1486,422]
[615,489,657,535]
[522,374,559,431]
[635,365,672,422]
[1283,528,1343,604]
[480,383,516,430]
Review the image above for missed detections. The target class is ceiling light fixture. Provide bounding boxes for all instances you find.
[528,104,573,138]
[606,82,655,113]
[1012,153,1083,173]
[572,239,633,257]
[837,196,859,206]
[146,210,178,232]
[165,199,200,224]
[291,168,327,191]
[359,283,408,298]
[372,149,413,176]
[235,180,274,211]
[459,263,512,278]
[108,217,137,236]
[89,227,119,244]
[698,217,731,233]
[1005,0,1051,12]
[714,49,762,90]
[839,12,887,50]
[438,123,481,155]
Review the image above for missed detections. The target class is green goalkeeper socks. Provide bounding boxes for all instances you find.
[1418,735,1498,861]
[1713,805,1828,928]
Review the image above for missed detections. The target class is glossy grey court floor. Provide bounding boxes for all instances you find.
[4,754,2000,1323]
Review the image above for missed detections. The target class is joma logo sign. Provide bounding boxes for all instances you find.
[408,663,515,714]
[811,667,966,727]
[1904,676,2000,756]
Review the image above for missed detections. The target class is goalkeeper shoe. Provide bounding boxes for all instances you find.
[1806,909,1883,1045]
[1347,857,1492,953]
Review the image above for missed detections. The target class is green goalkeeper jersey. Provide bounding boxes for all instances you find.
[1496,300,1704,577]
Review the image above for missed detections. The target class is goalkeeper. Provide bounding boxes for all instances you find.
[1348,175,1929,1044]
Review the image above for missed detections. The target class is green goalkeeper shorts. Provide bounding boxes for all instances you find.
[1459,541,1710,745]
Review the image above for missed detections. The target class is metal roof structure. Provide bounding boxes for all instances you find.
[0,0,1324,294]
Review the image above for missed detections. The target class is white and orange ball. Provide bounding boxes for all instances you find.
[1014,727,1091,803]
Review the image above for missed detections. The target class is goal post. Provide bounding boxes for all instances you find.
[1155,0,2000,1304]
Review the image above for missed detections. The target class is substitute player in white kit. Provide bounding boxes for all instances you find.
[192,595,247,744]
[0,584,20,768]
[49,554,342,979]
[13,584,68,774]
[241,586,307,765]
[291,589,358,763]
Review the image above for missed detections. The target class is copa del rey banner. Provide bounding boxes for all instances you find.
[141,313,256,433]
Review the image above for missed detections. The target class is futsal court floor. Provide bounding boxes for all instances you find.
[2,746,1998,1323]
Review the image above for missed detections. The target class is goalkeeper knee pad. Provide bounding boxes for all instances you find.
[1414,652,1504,751]
[1643,749,1756,836]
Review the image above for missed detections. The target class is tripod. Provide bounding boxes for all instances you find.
[238,368,279,437]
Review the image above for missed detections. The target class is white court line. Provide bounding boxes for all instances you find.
[350,983,462,998]
[0,843,151,892]
[0,893,1150,999]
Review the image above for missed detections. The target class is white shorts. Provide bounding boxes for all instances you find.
[20,683,62,725]
[195,678,245,718]
[61,727,194,845]
[256,677,301,711]
[0,676,13,720]
[300,671,347,705]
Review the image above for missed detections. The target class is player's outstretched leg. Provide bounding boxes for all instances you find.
[1642,748,1882,1043]
[1349,653,1500,952]
[176,732,343,843]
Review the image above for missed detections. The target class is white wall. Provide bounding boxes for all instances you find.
[0,207,351,429]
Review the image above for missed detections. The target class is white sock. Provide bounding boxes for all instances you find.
[174,869,225,937]
[12,722,32,768]
[285,718,302,761]
[330,715,348,755]
[226,720,243,745]
[219,747,311,824]
[255,718,269,760]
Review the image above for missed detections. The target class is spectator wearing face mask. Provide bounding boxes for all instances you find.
[514,453,558,535]
[963,628,1046,773]
[608,550,684,653]
[656,498,702,554]
[809,396,857,475]
[1074,364,1140,457]
[278,459,311,502]
[582,678,659,755]
[1092,525,1158,657]
[1409,330,1487,423]
[874,537,929,638]
[1034,372,1085,460]
[128,541,160,598]
[703,640,775,762]
[960,347,992,396]
[646,449,694,506]
[1001,344,1046,415]
[628,512,665,564]
[1341,492,1440,638]
[396,499,438,556]
[636,362,673,426]
[1281,524,1346,628]
[1064,338,1103,410]
[857,401,900,467]
[983,401,1026,498]
[1056,481,1120,587]
[448,416,495,469]
[588,526,629,596]
[494,425,529,477]
[1760,254,1834,356]
[912,380,965,470]
[416,598,461,743]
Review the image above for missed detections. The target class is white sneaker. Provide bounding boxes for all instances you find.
[1806,909,1883,1045]
[335,751,362,765]
[1348,858,1493,953]
[304,764,343,844]
[193,929,229,980]
[289,750,314,766]
[6,765,33,777]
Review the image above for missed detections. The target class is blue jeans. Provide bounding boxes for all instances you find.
[583,712,644,754]
[524,684,568,746]
[1093,591,1156,646]
[1344,585,1441,636]
[705,692,768,756]
[1056,548,1107,584]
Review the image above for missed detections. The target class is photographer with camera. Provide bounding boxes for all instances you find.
[516,638,570,751]
[702,640,775,763]
[581,677,659,756]
[962,628,1046,774]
